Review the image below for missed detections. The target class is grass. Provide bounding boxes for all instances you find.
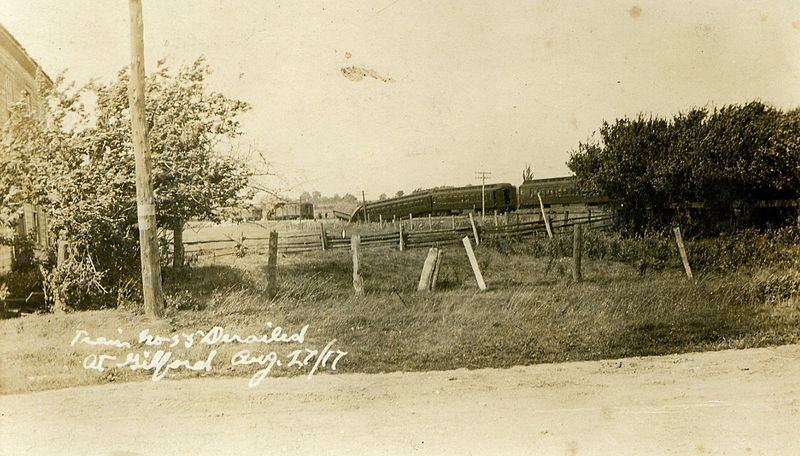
[1,235,798,395]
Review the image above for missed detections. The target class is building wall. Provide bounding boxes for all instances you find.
[0,24,52,274]
[0,23,51,125]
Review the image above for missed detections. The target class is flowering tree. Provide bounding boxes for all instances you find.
[0,57,252,309]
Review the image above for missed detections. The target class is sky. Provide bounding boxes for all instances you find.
[2,0,799,200]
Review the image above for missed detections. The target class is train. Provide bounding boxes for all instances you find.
[349,176,609,222]
[268,202,315,220]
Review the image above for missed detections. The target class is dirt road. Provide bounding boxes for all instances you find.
[2,345,799,455]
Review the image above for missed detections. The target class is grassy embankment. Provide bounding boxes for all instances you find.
[1,227,798,394]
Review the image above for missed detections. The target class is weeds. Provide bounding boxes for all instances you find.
[1,228,798,394]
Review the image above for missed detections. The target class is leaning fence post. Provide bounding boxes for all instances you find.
[431,249,443,291]
[462,236,487,291]
[537,192,554,239]
[673,226,694,280]
[469,212,480,246]
[417,247,440,291]
[572,224,583,282]
[266,231,279,299]
[351,234,365,296]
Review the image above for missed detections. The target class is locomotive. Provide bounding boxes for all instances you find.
[349,176,609,222]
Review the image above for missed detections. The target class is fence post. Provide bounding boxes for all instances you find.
[537,193,554,239]
[417,247,440,291]
[462,236,487,291]
[469,212,480,246]
[57,240,68,266]
[399,224,405,251]
[351,235,365,296]
[673,226,694,280]
[572,224,583,282]
[431,249,443,291]
[319,222,328,251]
[409,213,413,231]
[494,210,498,227]
[266,231,278,299]
[428,214,433,231]
[451,215,456,231]
[379,214,383,228]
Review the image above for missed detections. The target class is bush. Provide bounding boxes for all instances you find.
[485,226,799,274]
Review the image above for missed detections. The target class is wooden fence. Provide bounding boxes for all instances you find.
[183,212,614,259]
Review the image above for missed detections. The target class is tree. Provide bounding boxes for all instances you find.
[522,163,534,182]
[395,190,404,198]
[379,193,387,200]
[86,57,251,268]
[0,57,252,309]
[567,101,800,235]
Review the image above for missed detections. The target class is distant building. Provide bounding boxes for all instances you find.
[1,23,53,273]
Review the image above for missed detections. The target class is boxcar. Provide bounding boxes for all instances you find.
[270,202,314,220]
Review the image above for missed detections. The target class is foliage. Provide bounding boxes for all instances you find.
[0,57,252,309]
[486,226,799,274]
[522,163,534,182]
[567,102,800,235]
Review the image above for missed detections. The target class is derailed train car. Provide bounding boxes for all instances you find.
[517,176,609,210]
[349,183,517,222]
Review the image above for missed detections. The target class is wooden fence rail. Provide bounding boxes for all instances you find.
[183,214,614,259]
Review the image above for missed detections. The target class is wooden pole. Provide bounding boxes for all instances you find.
[361,191,368,223]
[537,192,553,239]
[673,226,694,280]
[351,235,365,296]
[409,213,413,230]
[572,224,583,282]
[417,248,439,291]
[173,218,185,268]
[128,0,164,319]
[398,224,405,251]
[451,214,456,230]
[57,240,68,267]
[494,210,498,227]
[469,212,480,246]
[428,214,433,231]
[319,222,327,251]
[431,249,443,291]
[462,236,487,291]
[379,214,383,228]
[266,231,278,298]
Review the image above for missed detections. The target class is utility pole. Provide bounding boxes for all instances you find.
[475,171,491,218]
[128,0,164,319]
[361,190,369,223]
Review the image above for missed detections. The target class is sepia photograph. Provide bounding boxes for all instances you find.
[1,1,799,454]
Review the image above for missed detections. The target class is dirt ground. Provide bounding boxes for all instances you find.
[1,344,799,456]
